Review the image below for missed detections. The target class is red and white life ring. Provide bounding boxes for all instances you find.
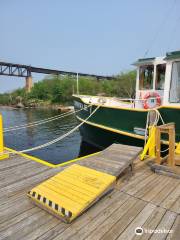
[143,92,161,109]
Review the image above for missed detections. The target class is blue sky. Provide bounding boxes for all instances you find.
[0,0,180,93]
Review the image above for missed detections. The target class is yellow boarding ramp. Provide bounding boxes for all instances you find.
[28,164,116,223]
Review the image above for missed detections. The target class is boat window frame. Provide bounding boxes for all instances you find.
[139,64,154,90]
[155,63,166,90]
[169,61,180,103]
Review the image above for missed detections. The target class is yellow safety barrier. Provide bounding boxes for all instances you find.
[0,114,9,160]
[140,126,156,160]
[175,142,180,155]
[28,164,116,223]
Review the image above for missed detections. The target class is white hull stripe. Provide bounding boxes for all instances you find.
[28,191,72,219]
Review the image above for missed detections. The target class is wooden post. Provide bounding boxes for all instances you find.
[155,123,175,167]
[168,127,175,167]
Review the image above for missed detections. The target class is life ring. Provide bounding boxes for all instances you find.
[143,92,161,109]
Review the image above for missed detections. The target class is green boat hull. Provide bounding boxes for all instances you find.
[73,96,180,149]
[79,122,144,149]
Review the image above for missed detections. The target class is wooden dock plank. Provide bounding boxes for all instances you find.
[68,195,131,240]
[123,174,157,195]
[0,143,179,240]
[132,207,166,240]
[167,215,180,240]
[0,164,50,188]
[133,174,163,199]
[0,156,30,170]
[0,167,62,197]
[24,217,60,240]
[0,207,38,231]
[37,191,123,240]
[116,203,156,240]
[170,197,180,214]
[150,179,179,206]
[78,143,142,178]
[0,210,51,240]
[0,198,34,224]
[118,169,152,192]
[142,176,172,202]
[149,211,177,240]
[95,198,146,240]
[160,183,180,211]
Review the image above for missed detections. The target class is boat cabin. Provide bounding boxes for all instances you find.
[134,50,180,108]
[74,50,180,110]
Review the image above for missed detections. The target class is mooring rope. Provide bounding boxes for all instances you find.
[2,104,100,155]
[4,106,90,132]
[144,109,169,153]
[4,111,70,130]
[144,108,165,146]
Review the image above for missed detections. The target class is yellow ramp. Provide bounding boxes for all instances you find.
[27,164,116,223]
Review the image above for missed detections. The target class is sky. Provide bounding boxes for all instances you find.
[0,0,180,93]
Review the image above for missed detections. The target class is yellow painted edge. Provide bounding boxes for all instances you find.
[74,95,180,111]
[4,146,100,168]
[0,153,9,160]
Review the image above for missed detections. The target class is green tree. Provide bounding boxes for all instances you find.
[0,70,136,106]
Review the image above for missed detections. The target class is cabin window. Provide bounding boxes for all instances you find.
[139,65,154,90]
[155,64,166,90]
[169,62,180,103]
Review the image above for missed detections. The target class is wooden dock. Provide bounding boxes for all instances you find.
[0,145,179,240]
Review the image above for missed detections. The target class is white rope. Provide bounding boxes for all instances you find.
[160,148,169,153]
[4,111,70,130]
[11,104,100,154]
[144,108,165,146]
[144,108,169,154]
[4,106,90,132]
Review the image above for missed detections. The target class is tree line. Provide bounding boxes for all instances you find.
[0,70,136,107]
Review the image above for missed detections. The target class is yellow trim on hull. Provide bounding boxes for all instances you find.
[73,95,180,111]
[76,115,177,146]
[4,146,100,168]
[76,115,145,140]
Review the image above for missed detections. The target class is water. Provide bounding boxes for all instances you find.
[0,107,97,165]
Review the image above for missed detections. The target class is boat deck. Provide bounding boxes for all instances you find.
[0,152,179,240]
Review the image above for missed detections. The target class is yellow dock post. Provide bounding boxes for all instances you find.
[140,126,156,160]
[175,142,180,155]
[0,114,9,160]
[148,126,156,157]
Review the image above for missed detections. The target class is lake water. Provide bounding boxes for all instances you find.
[0,107,98,165]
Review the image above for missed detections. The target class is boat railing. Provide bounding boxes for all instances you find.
[75,94,164,109]
[112,96,164,108]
